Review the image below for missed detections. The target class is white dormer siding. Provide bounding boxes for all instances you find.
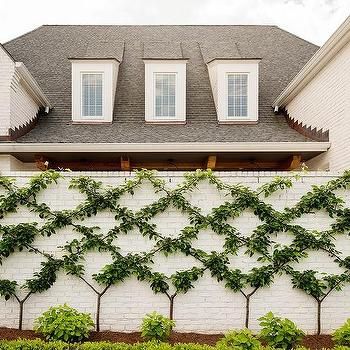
[0,46,15,137]
[0,45,50,139]
[207,59,259,123]
[71,60,119,123]
[144,60,187,123]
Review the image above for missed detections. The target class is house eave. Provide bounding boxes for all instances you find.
[15,62,52,108]
[273,15,350,109]
[0,142,331,153]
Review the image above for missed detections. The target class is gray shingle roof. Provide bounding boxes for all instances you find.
[143,41,184,59]
[77,40,125,61]
[3,25,319,143]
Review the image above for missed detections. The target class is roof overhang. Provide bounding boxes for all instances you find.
[206,58,261,65]
[0,142,330,153]
[15,62,52,108]
[273,15,350,108]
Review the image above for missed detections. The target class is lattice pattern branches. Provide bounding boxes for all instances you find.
[0,170,350,333]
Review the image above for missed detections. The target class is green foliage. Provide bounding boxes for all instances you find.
[258,312,304,350]
[0,279,17,301]
[34,304,94,343]
[0,340,270,350]
[140,312,175,341]
[0,339,71,350]
[216,329,261,350]
[333,319,350,346]
[290,270,350,301]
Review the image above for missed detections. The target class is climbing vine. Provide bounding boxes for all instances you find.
[0,169,350,333]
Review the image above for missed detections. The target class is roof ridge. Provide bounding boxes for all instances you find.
[39,24,279,27]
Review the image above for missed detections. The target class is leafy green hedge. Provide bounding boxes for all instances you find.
[0,340,349,350]
[0,341,213,350]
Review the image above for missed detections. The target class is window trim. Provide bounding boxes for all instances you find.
[71,59,119,123]
[144,59,187,123]
[80,71,104,119]
[207,59,259,123]
[153,72,177,119]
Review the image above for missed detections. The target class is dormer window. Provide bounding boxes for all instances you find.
[144,60,187,123]
[227,73,248,118]
[70,59,120,123]
[207,59,260,123]
[81,73,103,118]
[155,73,176,117]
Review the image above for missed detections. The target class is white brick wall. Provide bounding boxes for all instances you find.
[0,171,349,334]
[286,41,350,171]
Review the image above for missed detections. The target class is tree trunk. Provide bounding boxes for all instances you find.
[169,295,175,320]
[245,296,250,329]
[96,294,101,332]
[166,293,177,321]
[17,293,31,330]
[18,300,24,330]
[317,300,322,335]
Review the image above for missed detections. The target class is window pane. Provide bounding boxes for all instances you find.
[155,73,176,117]
[81,73,103,117]
[227,74,248,117]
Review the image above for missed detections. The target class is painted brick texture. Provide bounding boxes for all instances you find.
[0,171,349,334]
[286,41,350,171]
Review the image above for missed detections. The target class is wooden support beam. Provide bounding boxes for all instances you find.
[121,156,131,171]
[48,160,121,171]
[35,155,48,171]
[206,155,217,169]
[40,156,302,171]
[287,155,302,170]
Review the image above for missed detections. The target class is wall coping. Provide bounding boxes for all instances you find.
[0,170,343,178]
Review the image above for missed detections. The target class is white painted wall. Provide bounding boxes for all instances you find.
[0,171,349,334]
[286,41,350,171]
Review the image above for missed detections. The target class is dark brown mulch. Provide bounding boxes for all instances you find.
[0,327,44,341]
[89,331,222,345]
[0,327,333,349]
[302,335,333,349]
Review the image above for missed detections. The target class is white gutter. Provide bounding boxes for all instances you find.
[273,15,350,108]
[15,62,52,109]
[0,142,330,153]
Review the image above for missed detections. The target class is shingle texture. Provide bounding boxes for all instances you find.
[3,25,319,143]
[143,41,183,59]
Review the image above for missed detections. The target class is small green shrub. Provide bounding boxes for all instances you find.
[258,312,304,350]
[333,319,350,346]
[140,312,175,341]
[216,329,261,350]
[79,342,133,350]
[34,304,94,343]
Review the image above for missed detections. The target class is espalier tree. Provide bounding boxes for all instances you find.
[0,169,349,334]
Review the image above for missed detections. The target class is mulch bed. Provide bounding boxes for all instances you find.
[0,327,334,349]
